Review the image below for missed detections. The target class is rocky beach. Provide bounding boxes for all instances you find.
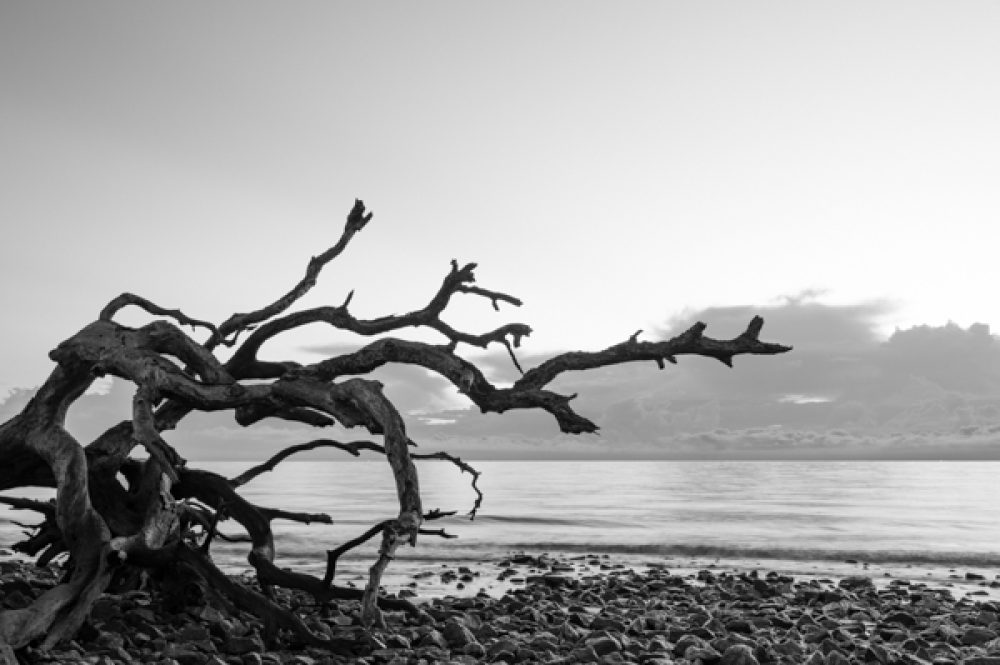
[3,551,1000,665]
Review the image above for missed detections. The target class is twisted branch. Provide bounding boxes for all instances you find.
[230,439,388,487]
[225,259,528,379]
[99,294,218,337]
[207,199,373,349]
[1,198,792,655]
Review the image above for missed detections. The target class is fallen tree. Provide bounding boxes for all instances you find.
[0,200,791,660]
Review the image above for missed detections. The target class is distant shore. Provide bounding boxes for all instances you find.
[4,549,1000,664]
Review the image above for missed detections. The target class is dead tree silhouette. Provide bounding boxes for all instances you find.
[0,200,791,659]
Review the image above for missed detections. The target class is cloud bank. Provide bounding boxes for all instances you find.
[4,297,1000,460]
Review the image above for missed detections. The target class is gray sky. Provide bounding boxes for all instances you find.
[3,3,1000,457]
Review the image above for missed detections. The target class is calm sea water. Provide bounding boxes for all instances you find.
[2,460,998,584]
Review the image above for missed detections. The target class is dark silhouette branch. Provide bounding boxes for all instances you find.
[99,294,219,338]
[230,439,388,487]
[0,198,791,654]
[207,198,373,349]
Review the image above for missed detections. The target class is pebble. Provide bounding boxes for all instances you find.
[4,556,1000,665]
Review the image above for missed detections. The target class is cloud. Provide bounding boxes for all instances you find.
[407,295,1000,458]
[6,300,1000,460]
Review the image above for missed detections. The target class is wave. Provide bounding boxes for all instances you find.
[474,515,619,527]
[489,542,1000,567]
[245,535,1000,569]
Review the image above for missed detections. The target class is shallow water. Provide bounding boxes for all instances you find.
[2,459,998,588]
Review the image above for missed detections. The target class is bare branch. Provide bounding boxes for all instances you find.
[294,317,790,434]
[410,450,484,518]
[323,520,391,587]
[259,508,332,524]
[207,199,373,349]
[322,509,458,589]
[456,284,523,310]
[176,545,364,652]
[2,198,793,652]
[225,259,529,379]
[0,497,56,517]
[131,385,184,483]
[99,293,218,337]
[515,316,792,391]
[230,439,388,487]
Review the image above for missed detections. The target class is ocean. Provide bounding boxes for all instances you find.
[2,459,998,595]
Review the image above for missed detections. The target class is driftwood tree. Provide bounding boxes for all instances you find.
[0,200,791,660]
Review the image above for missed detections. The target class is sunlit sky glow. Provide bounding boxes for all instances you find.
[3,2,1000,392]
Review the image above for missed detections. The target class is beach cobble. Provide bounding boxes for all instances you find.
[3,554,1000,664]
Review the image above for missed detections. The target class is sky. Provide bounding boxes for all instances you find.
[3,2,1000,458]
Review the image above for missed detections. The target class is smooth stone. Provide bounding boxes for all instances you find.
[442,618,479,648]
[962,626,998,645]
[838,576,874,591]
[719,644,759,665]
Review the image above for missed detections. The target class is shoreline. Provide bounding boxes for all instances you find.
[4,550,1000,664]
[261,549,1000,605]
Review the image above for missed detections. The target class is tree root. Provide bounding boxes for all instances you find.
[0,199,790,654]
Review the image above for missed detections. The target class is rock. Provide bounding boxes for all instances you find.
[441,618,479,648]
[195,605,226,624]
[725,619,755,634]
[586,635,622,656]
[599,653,627,664]
[720,644,759,665]
[962,626,998,645]
[590,615,627,632]
[384,634,411,649]
[673,634,710,657]
[529,636,560,653]
[685,644,722,663]
[163,644,208,665]
[977,610,999,626]
[418,629,449,650]
[883,610,917,627]
[838,576,874,591]
[176,623,212,642]
[804,652,827,665]
[825,651,851,665]
[540,574,572,588]
[461,642,487,658]
[95,630,125,650]
[90,597,122,620]
[569,646,601,663]
[221,635,264,655]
